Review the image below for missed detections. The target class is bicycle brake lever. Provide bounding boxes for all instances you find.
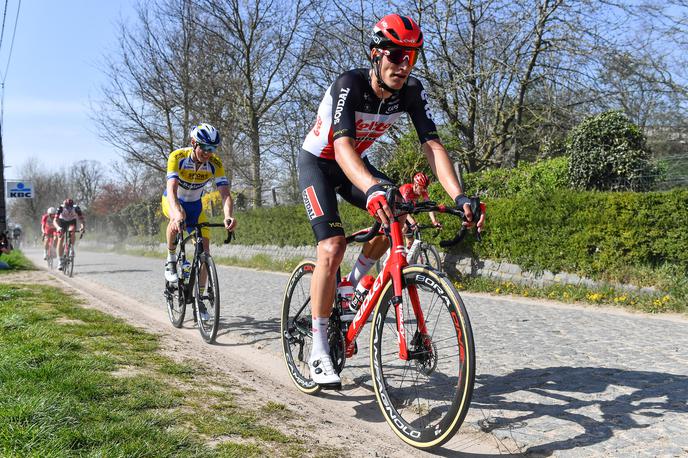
[223,231,235,244]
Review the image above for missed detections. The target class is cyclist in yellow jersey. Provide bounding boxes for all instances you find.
[162,123,236,284]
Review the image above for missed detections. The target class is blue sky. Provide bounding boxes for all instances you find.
[1,0,136,179]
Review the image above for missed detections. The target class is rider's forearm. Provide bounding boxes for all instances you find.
[334,137,379,193]
[166,180,184,220]
[220,187,233,219]
[422,140,463,199]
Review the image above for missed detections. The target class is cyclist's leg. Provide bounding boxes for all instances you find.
[162,195,185,283]
[48,232,56,257]
[195,209,211,296]
[299,151,346,386]
[43,231,50,257]
[56,220,69,267]
[68,224,76,248]
[56,223,65,257]
[338,157,392,287]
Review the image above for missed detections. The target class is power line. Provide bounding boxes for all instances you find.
[0,0,9,51]
[0,0,21,128]
[1,0,20,85]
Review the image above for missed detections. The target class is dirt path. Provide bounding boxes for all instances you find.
[3,267,508,457]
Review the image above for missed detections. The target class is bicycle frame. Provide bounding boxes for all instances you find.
[343,216,427,360]
[174,223,233,299]
[175,229,205,299]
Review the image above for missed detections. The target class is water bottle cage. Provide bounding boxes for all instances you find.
[350,290,368,312]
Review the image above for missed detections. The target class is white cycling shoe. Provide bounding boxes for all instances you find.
[309,353,341,388]
[164,262,178,283]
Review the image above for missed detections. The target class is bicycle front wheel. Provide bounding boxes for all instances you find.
[166,259,186,328]
[414,243,442,272]
[281,260,320,394]
[370,265,475,449]
[66,253,75,277]
[195,254,221,343]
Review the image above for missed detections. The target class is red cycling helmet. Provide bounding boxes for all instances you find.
[413,172,429,188]
[369,14,423,50]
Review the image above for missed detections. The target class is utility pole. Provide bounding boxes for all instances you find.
[0,120,5,234]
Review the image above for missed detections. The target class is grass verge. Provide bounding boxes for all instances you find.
[457,276,685,314]
[0,250,34,272]
[0,282,341,457]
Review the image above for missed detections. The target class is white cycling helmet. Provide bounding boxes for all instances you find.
[190,123,221,147]
[47,207,57,215]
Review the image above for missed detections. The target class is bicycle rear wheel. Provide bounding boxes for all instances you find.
[281,260,320,394]
[414,243,442,272]
[194,254,221,343]
[370,265,474,449]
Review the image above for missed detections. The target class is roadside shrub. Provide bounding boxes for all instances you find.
[567,111,656,191]
[463,156,569,198]
[380,132,431,184]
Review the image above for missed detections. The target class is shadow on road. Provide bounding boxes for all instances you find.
[213,315,280,346]
[472,366,688,455]
[76,269,153,275]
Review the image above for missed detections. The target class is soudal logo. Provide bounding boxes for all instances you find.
[302,186,323,220]
[355,119,392,132]
[333,88,350,125]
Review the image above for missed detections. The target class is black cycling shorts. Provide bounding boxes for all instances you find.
[298,150,391,242]
[56,219,78,232]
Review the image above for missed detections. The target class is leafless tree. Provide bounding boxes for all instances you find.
[93,0,203,172]
[69,160,105,210]
[202,0,321,206]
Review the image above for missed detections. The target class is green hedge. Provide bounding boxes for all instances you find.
[207,203,375,247]
[425,188,688,276]
[212,188,688,278]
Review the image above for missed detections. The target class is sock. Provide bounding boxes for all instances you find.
[310,316,330,360]
[347,254,376,288]
[167,249,176,263]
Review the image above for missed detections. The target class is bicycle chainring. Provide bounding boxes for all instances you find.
[328,319,346,374]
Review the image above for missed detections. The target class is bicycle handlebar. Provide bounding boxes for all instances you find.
[396,199,483,247]
[176,222,235,244]
[346,188,482,248]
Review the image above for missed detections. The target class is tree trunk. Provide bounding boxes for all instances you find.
[250,117,262,207]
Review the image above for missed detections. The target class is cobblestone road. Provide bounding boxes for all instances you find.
[27,249,688,456]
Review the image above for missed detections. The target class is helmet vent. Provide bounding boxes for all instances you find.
[387,29,400,40]
[399,15,414,30]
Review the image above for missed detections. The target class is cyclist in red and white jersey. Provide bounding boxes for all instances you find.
[41,207,58,260]
[298,14,485,387]
[400,172,441,246]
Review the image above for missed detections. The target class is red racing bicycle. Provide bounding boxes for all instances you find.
[281,188,481,449]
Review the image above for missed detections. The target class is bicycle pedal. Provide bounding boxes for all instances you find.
[318,382,342,391]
